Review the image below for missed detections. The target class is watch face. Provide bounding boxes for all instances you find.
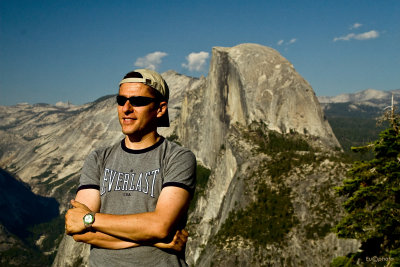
[84,214,94,224]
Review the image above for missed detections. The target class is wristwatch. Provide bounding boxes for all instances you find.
[83,212,96,228]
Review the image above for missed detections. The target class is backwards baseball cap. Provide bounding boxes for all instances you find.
[119,69,170,127]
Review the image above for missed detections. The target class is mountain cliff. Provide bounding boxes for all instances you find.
[0,43,359,266]
[177,44,357,266]
[179,44,339,169]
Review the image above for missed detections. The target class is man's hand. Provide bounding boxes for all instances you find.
[65,199,92,235]
[155,229,189,252]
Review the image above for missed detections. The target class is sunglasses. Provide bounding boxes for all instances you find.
[116,95,158,107]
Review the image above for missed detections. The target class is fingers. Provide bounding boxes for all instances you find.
[173,229,188,245]
[70,199,83,208]
[176,229,188,240]
[64,210,74,235]
[70,199,91,212]
[160,229,189,252]
[181,229,189,238]
[64,214,69,234]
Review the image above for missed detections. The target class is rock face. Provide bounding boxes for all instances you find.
[176,44,356,266]
[0,43,358,267]
[179,44,339,169]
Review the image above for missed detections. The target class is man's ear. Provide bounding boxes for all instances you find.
[156,101,167,118]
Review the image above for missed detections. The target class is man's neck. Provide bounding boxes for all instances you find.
[124,131,160,150]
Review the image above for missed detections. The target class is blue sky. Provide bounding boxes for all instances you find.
[0,0,399,106]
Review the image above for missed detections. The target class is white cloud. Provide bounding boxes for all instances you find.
[350,22,362,29]
[333,30,379,42]
[354,30,379,40]
[277,38,296,46]
[134,51,168,70]
[333,33,356,41]
[182,51,209,72]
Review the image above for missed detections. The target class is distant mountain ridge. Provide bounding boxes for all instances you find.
[317,88,399,158]
[318,88,400,105]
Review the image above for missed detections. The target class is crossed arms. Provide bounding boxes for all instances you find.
[65,186,190,251]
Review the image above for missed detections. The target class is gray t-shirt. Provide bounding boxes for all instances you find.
[78,137,196,267]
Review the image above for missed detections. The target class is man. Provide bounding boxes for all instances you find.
[65,69,196,266]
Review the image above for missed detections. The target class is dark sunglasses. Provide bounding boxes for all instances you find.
[116,95,158,107]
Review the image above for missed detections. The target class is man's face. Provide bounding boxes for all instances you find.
[117,83,163,137]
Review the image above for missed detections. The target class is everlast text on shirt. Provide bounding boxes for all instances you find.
[100,168,160,198]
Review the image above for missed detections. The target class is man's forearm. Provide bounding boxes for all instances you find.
[92,212,169,242]
[73,231,139,250]
[73,229,188,252]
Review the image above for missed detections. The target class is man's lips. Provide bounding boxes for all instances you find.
[122,118,136,123]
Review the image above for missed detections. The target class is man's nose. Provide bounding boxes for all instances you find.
[122,100,133,113]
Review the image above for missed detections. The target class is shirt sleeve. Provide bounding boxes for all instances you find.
[77,150,101,192]
[162,147,196,196]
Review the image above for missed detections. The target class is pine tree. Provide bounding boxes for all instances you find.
[332,96,400,266]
